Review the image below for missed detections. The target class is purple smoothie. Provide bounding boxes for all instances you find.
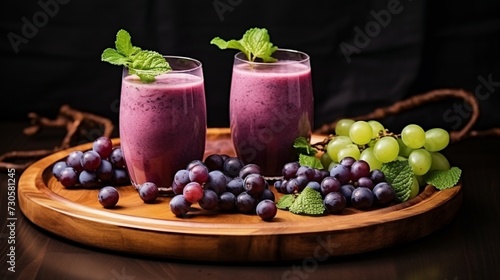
[230,53,314,177]
[119,72,206,190]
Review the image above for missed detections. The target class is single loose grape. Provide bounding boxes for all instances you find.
[335,119,355,136]
[256,199,277,221]
[408,149,432,175]
[98,186,119,208]
[138,182,159,203]
[424,128,450,152]
[401,124,426,149]
[349,121,373,145]
[373,137,399,163]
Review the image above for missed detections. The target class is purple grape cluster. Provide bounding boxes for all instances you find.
[51,136,130,189]
[169,154,277,221]
[275,157,396,213]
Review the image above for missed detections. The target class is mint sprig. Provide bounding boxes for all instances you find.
[289,187,325,216]
[101,29,171,83]
[424,167,462,190]
[293,137,324,169]
[381,160,414,202]
[210,27,278,62]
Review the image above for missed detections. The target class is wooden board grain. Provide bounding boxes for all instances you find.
[18,128,463,262]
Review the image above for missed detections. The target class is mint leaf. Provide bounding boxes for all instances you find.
[115,29,141,57]
[381,160,414,202]
[276,194,296,210]
[101,29,170,83]
[210,27,278,62]
[424,167,462,190]
[293,137,316,156]
[289,187,325,215]
[128,50,172,83]
[299,154,323,170]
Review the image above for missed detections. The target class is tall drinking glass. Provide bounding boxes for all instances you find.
[229,49,314,178]
[119,56,206,192]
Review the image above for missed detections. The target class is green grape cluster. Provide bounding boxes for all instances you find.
[323,119,452,197]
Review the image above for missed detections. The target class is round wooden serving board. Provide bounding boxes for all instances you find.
[18,128,463,262]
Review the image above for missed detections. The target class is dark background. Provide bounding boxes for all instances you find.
[1,0,499,133]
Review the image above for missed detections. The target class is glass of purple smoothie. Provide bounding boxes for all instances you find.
[230,49,314,178]
[119,56,206,193]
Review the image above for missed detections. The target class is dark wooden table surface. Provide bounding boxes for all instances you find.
[1,120,499,280]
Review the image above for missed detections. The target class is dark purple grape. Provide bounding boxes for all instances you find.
[226,177,245,196]
[66,151,84,172]
[218,192,236,211]
[282,161,300,180]
[52,161,68,180]
[109,148,125,168]
[243,173,266,197]
[172,180,184,195]
[92,136,113,159]
[98,186,119,208]
[80,150,102,171]
[239,163,262,179]
[296,166,315,181]
[323,192,346,214]
[329,164,351,185]
[286,178,300,194]
[372,182,396,205]
[350,160,370,182]
[205,170,227,195]
[351,187,374,209]
[223,157,244,177]
[169,195,192,217]
[79,170,99,188]
[295,175,310,192]
[340,156,356,168]
[320,176,341,196]
[357,177,374,190]
[256,199,277,221]
[279,179,289,194]
[59,167,79,188]
[173,169,190,187]
[188,164,209,184]
[199,189,218,210]
[183,182,204,203]
[306,181,321,193]
[97,159,113,181]
[203,154,225,171]
[259,188,275,202]
[186,159,204,170]
[369,169,386,184]
[138,182,159,203]
[312,169,327,183]
[111,168,130,186]
[236,192,257,214]
[274,180,283,193]
[340,184,355,205]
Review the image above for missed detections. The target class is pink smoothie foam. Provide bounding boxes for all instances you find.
[120,73,206,189]
[230,62,313,176]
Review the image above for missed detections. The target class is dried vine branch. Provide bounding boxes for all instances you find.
[0,105,114,172]
[313,88,500,143]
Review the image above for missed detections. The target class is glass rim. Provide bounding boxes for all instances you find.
[234,48,310,65]
[163,55,203,73]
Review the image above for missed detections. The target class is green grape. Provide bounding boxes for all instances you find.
[327,136,352,162]
[424,128,450,152]
[335,119,355,136]
[409,176,420,199]
[349,121,373,145]
[359,147,382,170]
[337,144,360,161]
[368,120,385,139]
[397,138,414,157]
[408,149,432,175]
[320,152,333,170]
[401,124,426,149]
[415,175,427,187]
[373,136,399,163]
[429,152,450,171]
